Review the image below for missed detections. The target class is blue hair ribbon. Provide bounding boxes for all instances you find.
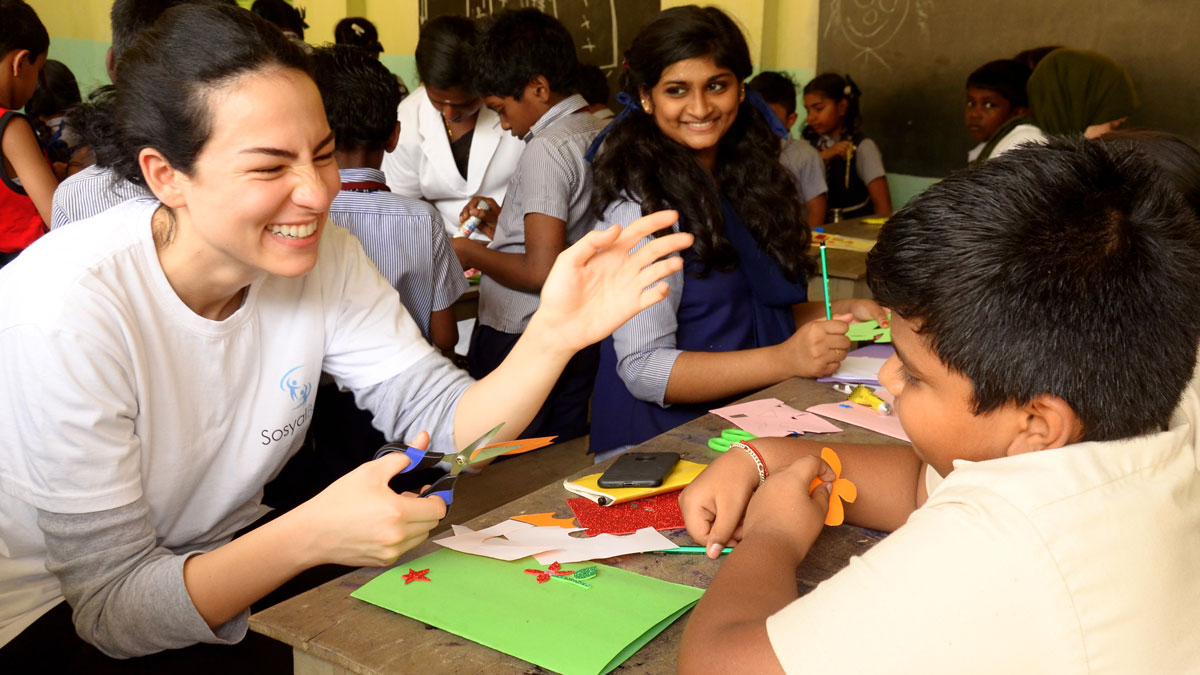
[745,88,791,139]
[584,91,640,163]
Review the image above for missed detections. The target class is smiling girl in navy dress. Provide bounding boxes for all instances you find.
[587,6,885,457]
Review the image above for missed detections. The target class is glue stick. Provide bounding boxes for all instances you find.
[457,199,492,238]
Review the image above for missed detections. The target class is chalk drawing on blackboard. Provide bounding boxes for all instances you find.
[419,0,623,69]
[824,0,934,71]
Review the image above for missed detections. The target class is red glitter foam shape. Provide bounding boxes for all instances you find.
[567,491,686,536]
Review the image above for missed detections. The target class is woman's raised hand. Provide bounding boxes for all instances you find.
[531,210,693,352]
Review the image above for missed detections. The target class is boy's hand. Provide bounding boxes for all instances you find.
[459,196,501,238]
[783,313,853,378]
[741,456,836,557]
[529,211,693,352]
[294,431,447,568]
[680,449,762,556]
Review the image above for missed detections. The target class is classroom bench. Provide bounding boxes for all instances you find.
[807,216,884,303]
[249,376,904,674]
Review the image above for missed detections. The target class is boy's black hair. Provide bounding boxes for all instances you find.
[1102,130,1200,220]
[0,0,49,61]
[471,8,579,99]
[25,60,81,118]
[414,15,475,91]
[748,71,798,116]
[312,45,402,153]
[966,59,1031,108]
[334,17,382,53]
[250,0,306,39]
[578,64,609,107]
[1013,45,1061,72]
[867,137,1200,442]
[110,0,235,61]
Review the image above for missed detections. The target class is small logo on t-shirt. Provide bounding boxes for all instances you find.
[279,365,312,410]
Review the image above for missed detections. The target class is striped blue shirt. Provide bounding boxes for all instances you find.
[329,167,467,343]
[50,165,151,230]
[477,94,608,334]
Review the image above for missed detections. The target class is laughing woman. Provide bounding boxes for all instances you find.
[0,4,691,666]
[587,5,884,457]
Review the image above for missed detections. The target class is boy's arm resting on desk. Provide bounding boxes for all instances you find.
[2,114,58,224]
[450,212,566,293]
[680,437,926,551]
[680,458,834,675]
[686,479,1066,674]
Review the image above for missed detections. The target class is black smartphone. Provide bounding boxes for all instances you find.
[596,452,681,488]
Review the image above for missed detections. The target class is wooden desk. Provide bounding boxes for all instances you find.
[250,377,903,674]
[807,216,885,302]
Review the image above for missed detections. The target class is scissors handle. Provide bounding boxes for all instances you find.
[373,443,441,473]
[418,473,457,506]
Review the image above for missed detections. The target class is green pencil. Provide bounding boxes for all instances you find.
[820,240,832,320]
[661,546,734,555]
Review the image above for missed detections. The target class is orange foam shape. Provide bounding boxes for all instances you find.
[808,447,858,527]
[511,512,578,529]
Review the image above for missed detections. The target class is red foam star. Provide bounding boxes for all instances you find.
[402,568,431,584]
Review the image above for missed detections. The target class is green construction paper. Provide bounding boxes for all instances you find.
[352,548,703,675]
[845,320,892,343]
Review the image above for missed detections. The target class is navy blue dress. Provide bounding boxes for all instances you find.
[589,198,808,453]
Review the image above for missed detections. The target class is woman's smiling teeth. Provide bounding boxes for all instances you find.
[267,220,318,239]
[685,120,717,131]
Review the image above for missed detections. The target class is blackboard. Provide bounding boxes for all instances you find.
[817,0,1200,177]
[418,0,662,109]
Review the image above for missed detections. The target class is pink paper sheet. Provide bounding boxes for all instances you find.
[806,389,910,442]
[710,398,842,436]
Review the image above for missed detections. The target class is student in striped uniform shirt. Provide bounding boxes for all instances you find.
[451,9,610,443]
[49,0,233,230]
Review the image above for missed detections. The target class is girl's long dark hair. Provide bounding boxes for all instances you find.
[589,5,811,281]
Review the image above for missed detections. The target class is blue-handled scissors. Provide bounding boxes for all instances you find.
[374,422,507,506]
[707,428,758,452]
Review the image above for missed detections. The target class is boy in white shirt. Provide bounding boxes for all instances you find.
[678,137,1200,674]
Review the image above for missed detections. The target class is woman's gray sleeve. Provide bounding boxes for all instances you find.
[351,351,475,450]
[38,500,245,658]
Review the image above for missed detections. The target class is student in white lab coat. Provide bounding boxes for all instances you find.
[382,15,524,238]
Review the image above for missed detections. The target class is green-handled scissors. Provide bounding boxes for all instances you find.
[707,428,758,452]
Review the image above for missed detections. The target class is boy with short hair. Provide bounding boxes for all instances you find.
[313,45,465,353]
[965,58,1038,165]
[0,0,55,266]
[747,71,827,228]
[50,0,236,230]
[678,138,1200,673]
[453,8,608,441]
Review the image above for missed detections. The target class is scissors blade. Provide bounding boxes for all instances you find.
[447,422,505,475]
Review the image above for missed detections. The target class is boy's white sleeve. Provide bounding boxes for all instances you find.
[765,486,1084,674]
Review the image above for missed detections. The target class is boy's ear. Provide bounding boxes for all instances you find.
[105,47,117,82]
[786,111,799,131]
[527,74,552,104]
[139,147,188,209]
[1012,105,1030,117]
[1006,394,1083,457]
[385,121,401,153]
[8,49,30,77]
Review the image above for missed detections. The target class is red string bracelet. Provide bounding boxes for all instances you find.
[731,440,768,484]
